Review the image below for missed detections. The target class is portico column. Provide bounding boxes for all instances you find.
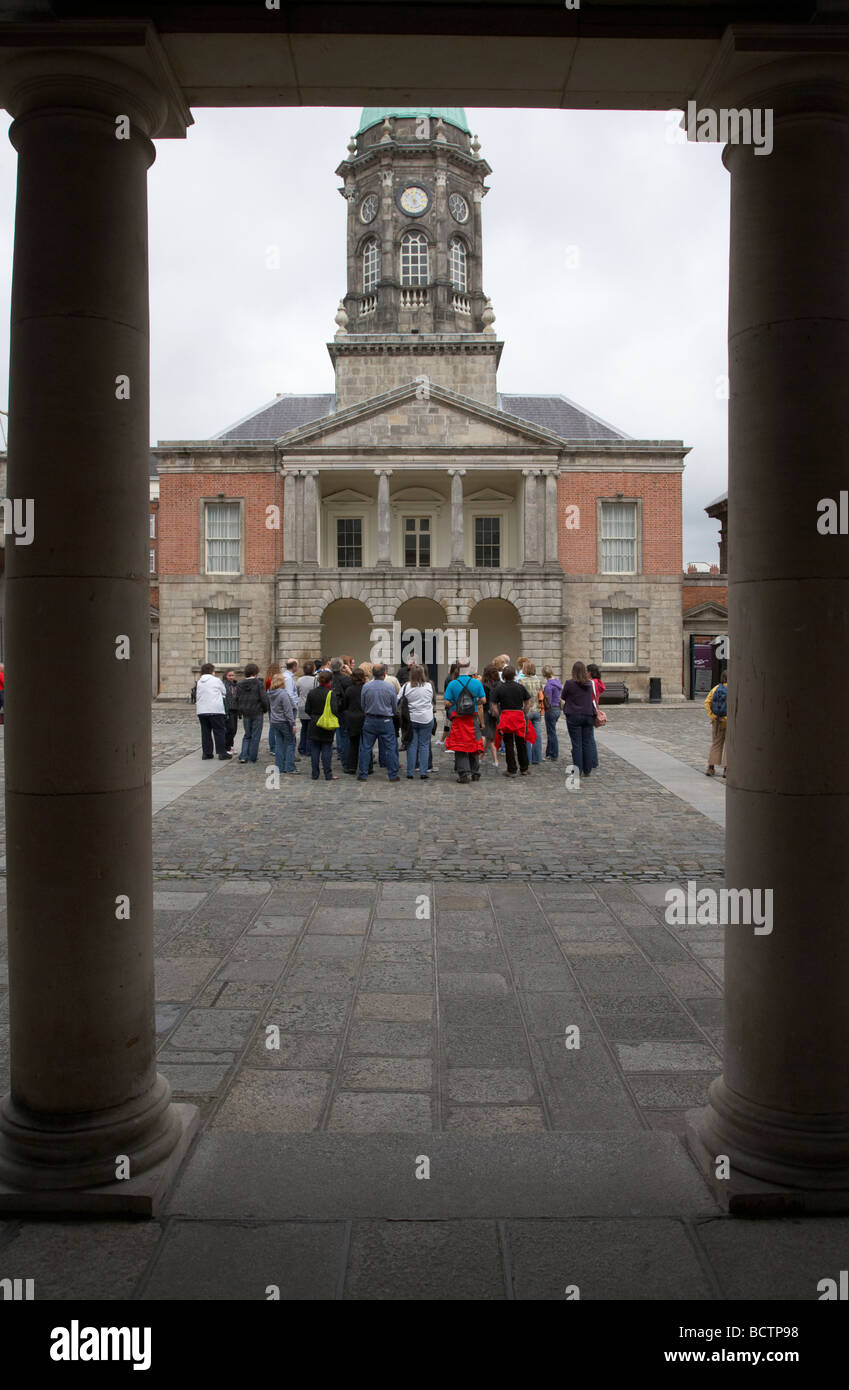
[522,468,540,566]
[302,469,320,565]
[544,470,559,564]
[282,468,298,563]
[375,468,392,564]
[0,48,196,1209]
[687,41,849,1208]
[448,467,466,565]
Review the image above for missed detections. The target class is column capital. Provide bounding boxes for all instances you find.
[447,467,467,477]
[688,24,849,128]
[0,25,192,139]
[374,467,393,477]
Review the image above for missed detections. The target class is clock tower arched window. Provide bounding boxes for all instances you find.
[400,231,429,287]
[362,237,380,293]
[449,237,468,293]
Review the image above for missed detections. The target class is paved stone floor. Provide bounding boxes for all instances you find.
[0,706,844,1300]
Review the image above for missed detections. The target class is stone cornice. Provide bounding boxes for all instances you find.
[691,23,849,119]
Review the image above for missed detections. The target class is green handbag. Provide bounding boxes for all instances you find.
[315,689,339,732]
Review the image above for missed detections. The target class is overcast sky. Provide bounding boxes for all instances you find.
[0,104,729,564]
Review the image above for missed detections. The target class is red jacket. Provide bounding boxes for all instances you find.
[494,709,537,749]
[445,715,483,754]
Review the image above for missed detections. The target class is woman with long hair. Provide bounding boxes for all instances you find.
[560,660,597,782]
[303,669,339,781]
[518,659,544,766]
[481,662,501,769]
[586,663,606,772]
[399,662,435,780]
[264,662,281,753]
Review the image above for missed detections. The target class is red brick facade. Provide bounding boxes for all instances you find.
[557,472,682,574]
[159,473,280,575]
[683,581,728,613]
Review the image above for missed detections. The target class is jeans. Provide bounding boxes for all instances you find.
[566,713,595,774]
[335,725,351,768]
[240,714,263,762]
[544,708,560,760]
[406,722,431,777]
[270,721,296,773]
[309,738,334,779]
[298,718,311,755]
[198,712,228,757]
[501,729,529,774]
[527,711,543,764]
[359,716,399,779]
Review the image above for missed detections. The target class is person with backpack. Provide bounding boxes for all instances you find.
[195,663,232,760]
[304,668,339,780]
[490,665,534,776]
[235,661,269,763]
[705,670,728,777]
[444,667,486,784]
[399,662,435,780]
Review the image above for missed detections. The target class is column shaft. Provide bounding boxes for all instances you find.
[449,469,465,565]
[376,470,391,564]
[302,470,319,565]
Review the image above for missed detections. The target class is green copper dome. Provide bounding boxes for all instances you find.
[357,107,470,135]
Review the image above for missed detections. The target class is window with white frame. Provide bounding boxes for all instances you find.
[602,609,636,664]
[400,231,429,286]
[600,501,638,573]
[403,517,431,568]
[362,237,380,293]
[337,517,363,568]
[204,501,240,574]
[206,609,239,665]
[449,237,467,292]
[474,516,501,567]
[149,513,156,538]
[149,549,156,574]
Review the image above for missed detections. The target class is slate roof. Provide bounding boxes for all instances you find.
[497,393,630,442]
[213,394,336,442]
[212,390,631,445]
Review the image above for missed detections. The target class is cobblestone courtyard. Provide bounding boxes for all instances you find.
[1,705,844,1300]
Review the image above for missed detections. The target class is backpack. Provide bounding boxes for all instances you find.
[710,684,727,718]
[454,676,476,717]
[316,689,339,731]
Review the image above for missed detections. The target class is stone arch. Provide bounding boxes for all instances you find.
[469,597,523,671]
[320,597,374,668]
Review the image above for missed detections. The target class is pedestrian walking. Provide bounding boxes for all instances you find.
[705,670,728,777]
[304,669,339,780]
[541,664,562,760]
[399,663,435,780]
[444,667,486,784]
[586,663,606,771]
[518,660,544,765]
[481,663,501,769]
[223,668,239,750]
[343,668,369,775]
[491,665,534,776]
[236,661,269,763]
[295,660,317,755]
[357,663,400,781]
[195,663,232,760]
[268,674,297,774]
[561,661,597,781]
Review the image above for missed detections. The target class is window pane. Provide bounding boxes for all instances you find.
[149,549,156,573]
[400,232,429,286]
[205,502,240,573]
[600,502,637,573]
[419,533,430,566]
[149,514,156,538]
[337,517,363,567]
[404,536,417,568]
[206,609,240,665]
[363,237,380,292]
[449,237,467,292]
[602,609,636,663]
[475,516,500,567]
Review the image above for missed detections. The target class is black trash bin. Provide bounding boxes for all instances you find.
[648,677,662,703]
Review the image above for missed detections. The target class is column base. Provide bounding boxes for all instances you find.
[0,1103,199,1216]
[687,1079,849,1215]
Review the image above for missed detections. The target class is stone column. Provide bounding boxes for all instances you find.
[544,470,559,565]
[522,469,540,566]
[302,469,319,565]
[687,40,849,1208]
[375,468,392,564]
[0,48,196,1210]
[448,468,466,565]
[282,468,298,564]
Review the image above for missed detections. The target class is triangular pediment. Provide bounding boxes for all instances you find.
[323,487,373,504]
[465,487,513,502]
[685,602,728,623]
[276,380,565,453]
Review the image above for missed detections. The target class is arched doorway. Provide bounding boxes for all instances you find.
[395,597,448,688]
[469,598,522,673]
[320,598,373,668]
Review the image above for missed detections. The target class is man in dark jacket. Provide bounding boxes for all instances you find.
[236,661,269,763]
[329,656,353,770]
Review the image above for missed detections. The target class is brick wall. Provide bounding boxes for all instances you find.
[682,580,728,612]
[159,473,280,576]
[557,472,682,575]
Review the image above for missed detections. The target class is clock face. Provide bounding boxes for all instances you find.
[398,185,430,217]
[449,192,469,224]
[360,193,379,223]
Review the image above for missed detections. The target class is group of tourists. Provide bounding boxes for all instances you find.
[194,652,608,786]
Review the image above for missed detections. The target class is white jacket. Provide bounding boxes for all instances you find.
[195,672,226,715]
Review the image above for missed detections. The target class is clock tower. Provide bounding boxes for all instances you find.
[329,108,502,409]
